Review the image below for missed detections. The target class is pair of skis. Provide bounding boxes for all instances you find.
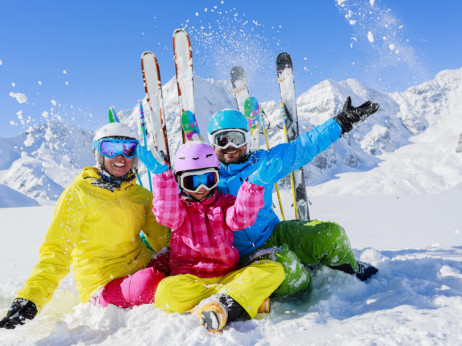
[230,53,310,221]
[139,29,201,182]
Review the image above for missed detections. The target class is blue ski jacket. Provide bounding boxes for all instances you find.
[217,118,342,256]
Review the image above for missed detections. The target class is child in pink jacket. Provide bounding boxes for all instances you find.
[138,141,285,332]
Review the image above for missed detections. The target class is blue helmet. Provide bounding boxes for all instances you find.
[208,109,249,134]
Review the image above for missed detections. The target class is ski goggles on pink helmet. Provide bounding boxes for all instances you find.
[92,138,139,159]
[209,129,249,149]
[178,168,220,193]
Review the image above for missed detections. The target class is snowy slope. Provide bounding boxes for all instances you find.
[0,189,461,345]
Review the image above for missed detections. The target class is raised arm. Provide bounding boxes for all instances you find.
[225,157,280,230]
[269,97,379,182]
[151,170,187,230]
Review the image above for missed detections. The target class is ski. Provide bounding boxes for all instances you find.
[108,107,120,123]
[141,51,170,162]
[245,96,286,220]
[276,52,310,221]
[243,97,261,151]
[230,66,250,114]
[181,110,202,142]
[173,28,195,143]
[138,101,153,191]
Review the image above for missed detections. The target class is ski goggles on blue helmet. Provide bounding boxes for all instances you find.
[209,129,249,149]
[178,168,220,193]
[92,138,139,159]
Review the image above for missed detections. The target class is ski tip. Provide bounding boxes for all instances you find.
[231,65,244,74]
[173,28,188,36]
[141,51,154,58]
[276,52,292,65]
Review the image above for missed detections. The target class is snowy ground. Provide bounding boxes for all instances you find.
[1,186,461,345]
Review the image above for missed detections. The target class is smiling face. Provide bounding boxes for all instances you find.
[214,145,247,165]
[103,155,134,177]
[187,186,212,200]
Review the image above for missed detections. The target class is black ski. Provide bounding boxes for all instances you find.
[276,52,310,221]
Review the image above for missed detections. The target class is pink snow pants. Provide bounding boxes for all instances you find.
[91,266,166,308]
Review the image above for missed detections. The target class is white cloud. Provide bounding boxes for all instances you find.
[9,91,27,104]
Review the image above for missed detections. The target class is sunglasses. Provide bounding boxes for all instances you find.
[178,168,220,193]
[211,129,248,149]
[92,138,139,159]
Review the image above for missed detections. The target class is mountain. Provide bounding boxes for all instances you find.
[310,68,462,196]
[0,68,461,206]
[0,122,94,205]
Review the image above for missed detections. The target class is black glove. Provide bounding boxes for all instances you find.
[334,96,380,134]
[0,298,37,329]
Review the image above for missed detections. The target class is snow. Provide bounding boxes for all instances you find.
[367,31,374,43]
[1,188,461,344]
[1,68,462,344]
[9,92,27,104]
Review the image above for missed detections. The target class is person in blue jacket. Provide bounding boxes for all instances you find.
[207,97,380,290]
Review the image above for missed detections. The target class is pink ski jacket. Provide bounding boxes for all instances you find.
[152,170,264,278]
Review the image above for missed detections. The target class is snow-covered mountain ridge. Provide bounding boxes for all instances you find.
[1,68,461,206]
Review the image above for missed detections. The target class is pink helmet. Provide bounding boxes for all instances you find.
[173,141,219,174]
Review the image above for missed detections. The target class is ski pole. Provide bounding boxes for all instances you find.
[260,106,285,220]
[139,101,153,192]
[280,102,298,220]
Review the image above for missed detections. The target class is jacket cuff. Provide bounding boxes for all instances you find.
[242,179,265,192]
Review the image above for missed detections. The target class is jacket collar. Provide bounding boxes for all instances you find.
[220,157,252,175]
[81,166,136,191]
[219,152,260,175]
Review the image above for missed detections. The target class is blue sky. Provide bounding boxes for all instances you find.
[1,0,461,138]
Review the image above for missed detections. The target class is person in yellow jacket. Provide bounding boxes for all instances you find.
[0,122,170,330]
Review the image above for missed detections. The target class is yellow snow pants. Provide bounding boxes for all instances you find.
[154,260,284,318]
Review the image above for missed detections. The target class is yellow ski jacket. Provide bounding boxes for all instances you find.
[16,167,170,312]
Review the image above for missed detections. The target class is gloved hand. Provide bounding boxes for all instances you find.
[334,96,380,134]
[0,298,37,329]
[136,143,169,174]
[248,157,283,186]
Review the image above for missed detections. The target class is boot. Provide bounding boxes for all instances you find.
[355,261,378,281]
[329,261,378,281]
[257,297,271,313]
[196,295,245,332]
[218,295,245,322]
[197,301,228,332]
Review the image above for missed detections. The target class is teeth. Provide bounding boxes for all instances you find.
[113,162,125,167]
